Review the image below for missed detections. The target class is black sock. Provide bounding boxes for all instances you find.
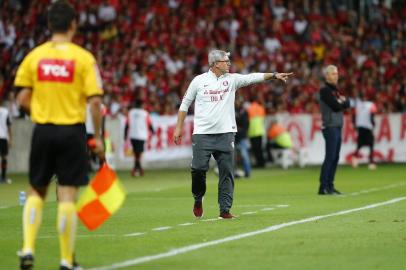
[1,158,7,179]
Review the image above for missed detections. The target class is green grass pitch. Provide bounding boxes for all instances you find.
[0,164,405,270]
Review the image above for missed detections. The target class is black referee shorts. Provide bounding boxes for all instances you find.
[29,124,89,188]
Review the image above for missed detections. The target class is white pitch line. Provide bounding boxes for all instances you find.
[261,208,275,211]
[234,204,278,208]
[343,182,406,197]
[38,234,116,239]
[241,211,257,215]
[124,232,145,237]
[178,223,195,226]
[201,218,219,222]
[87,197,406,270]
[0,206,9,209]
[276,204,289,208]
[152,226,172,231]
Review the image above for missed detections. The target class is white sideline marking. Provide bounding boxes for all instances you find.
[87,197,406,270]
[124,233,145,237]
[39,234,115,239]
[201,218,219,222]
[77,234,117,238]
[152,226,172,231]
[261,208,275,211]
[276,204,289,208]
[235,204,277,208]
[241,211,257,215]
[0,206,9,209]
[343,182,406,197]
[178,223,194,226]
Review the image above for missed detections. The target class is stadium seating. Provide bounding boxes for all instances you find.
[0,0,405,116]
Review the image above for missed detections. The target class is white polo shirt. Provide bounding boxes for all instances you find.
[179,70,265,134]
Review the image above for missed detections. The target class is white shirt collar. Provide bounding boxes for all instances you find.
[208,69,228,80]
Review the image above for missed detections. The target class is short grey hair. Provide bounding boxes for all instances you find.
[208,49,230,67]
[323,65,338,77]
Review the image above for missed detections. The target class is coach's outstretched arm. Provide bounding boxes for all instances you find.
[264,72,294,82]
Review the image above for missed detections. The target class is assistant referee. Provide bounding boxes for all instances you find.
[14,1,104,270]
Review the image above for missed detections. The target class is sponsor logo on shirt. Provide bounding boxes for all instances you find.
[37,59,75,83]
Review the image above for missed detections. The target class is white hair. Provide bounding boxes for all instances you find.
[208,49,230,67]
[323,65,338,77]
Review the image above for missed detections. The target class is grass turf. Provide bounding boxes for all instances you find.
[0,164,405,270]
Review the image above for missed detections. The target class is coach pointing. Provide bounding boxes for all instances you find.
[174,49,293,218]
[318,65,350,195]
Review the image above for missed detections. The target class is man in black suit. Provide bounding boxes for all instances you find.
[318,65,350,195]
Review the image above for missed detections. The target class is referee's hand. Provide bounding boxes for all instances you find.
[92,137,105,160]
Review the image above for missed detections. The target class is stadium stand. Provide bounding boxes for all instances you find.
[0,0,405,117]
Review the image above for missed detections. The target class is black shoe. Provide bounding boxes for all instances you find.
[19,253,34,270]
[60,262,83,270]
[330,188,342,195]
[318,187,332,195]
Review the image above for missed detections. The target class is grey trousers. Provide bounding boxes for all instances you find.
[191,133,235,214]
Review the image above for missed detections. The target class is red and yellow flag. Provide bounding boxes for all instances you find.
[76,163,126,230]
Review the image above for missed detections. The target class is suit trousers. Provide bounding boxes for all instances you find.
[319,127,342,190]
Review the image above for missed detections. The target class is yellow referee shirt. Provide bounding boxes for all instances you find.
[14,41,103,125]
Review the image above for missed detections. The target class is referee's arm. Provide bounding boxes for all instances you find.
[88,95,105,159]
[16,87,32,114]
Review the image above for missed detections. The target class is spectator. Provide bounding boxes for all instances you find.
[98,0,116,23]
[0,0,404,115]
[266,120,292,163]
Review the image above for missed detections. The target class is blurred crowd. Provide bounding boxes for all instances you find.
[1,0,405,118]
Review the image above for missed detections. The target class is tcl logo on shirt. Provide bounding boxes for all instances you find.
[37,59,75,83]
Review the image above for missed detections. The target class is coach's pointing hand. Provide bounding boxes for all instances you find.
[275,72,294,83]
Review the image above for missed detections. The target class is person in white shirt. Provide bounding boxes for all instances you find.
[126,99,154,177]
[351,93,377,170]
[174,49,293,219]
[0,103,11,184]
